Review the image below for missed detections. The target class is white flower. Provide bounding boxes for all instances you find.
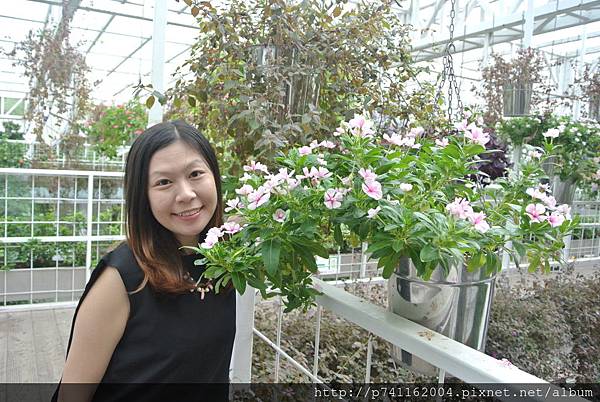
[435,138,449,147]
[367,206,381,218]
[272,209,287,223]
[225,197,241,212]
[542,128,560,138]
[221,221,242,235]
[298,146,312,156]
[200,234,219,249]
[235,184,254,196]
[324,189,344,209]
[400,183,413,192]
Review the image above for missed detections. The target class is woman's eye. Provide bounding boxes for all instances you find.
[190,170,205,178]
[157,179,171,186]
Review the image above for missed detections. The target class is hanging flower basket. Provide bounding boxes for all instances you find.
[188,112,578,314]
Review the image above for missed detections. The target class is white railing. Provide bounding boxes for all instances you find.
[229,280,590,402]
[1,168,124,304]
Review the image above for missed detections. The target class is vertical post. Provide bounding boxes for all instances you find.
[274,297,284,382]
[359,242,368,278]
[365,335,373,383]
[573,24,588,120]
[230,288,256,382]
[148,0,167,126]
[503,146,522,270]
[313,305,322,378]
[85,174,94,284]
[523,0,534,48]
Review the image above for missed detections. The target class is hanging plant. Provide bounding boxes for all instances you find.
[478,48,554,125]
[575,65,600,120]
[5,2,91,151]
[155,0,437,169]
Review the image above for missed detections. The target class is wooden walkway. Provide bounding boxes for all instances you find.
[0,306,75,383]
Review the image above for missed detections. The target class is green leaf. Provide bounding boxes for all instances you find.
[419,244,438,262]
[231,272,246,294]
[188,96,196,107]
[513,241,526,258]
[145,95,155,109]
[334,224,344,247]
[262,239,281,276]
[528,253,541,273]
[467,252,486,272]
[332,6,342,17]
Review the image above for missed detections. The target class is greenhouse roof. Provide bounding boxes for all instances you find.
[0,0,599,106]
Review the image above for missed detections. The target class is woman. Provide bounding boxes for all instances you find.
[53,121,236,402]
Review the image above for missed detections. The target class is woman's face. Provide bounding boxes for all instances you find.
[147,140,217,248]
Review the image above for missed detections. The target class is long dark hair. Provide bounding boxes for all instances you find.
[124,120,223,294]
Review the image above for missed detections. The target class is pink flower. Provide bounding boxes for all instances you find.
[286,178,300,190]
[247,187,270,210]
[243,160,269,174]
[349,114,375,138]
[272,209,287,223]
[333,126,345,137]
[400,183,413,192]
[555,204,572,220]
[222,221,242,235]
[309,140,320,149]
[276,168,292,180]
[547,213,565,228]
[207,227,224,238]
[235,184,254,196]
[383,133,405,146]
[200,235,219,249]
[526,187,547,200]
[320,140,336,149]
[367,206,381,218]
[435,138,449,147]
[362,180,383,200]
[543,195,557,209]
[408,127,424,137]
[467,211,490,233]
[464,123,490,146]
[446,198,473,219]
[324,189,344,209]
[454,119,468,132]
[341,176,352,186]
[298,146,312,156]
[526,203,547,223]
[358,168,377,182]
[224,197,241,212]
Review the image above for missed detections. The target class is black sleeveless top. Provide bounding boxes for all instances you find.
[51,242,236,402]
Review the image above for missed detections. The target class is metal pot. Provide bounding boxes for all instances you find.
[387,256,497,376]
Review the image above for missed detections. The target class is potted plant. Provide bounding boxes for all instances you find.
[187,112,578,373]
[497,114,600,204]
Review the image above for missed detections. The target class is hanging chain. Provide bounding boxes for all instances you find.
[434,0,463,121]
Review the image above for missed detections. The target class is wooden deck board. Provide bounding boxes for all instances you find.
[6,311,36,383]
[1,307,75,383]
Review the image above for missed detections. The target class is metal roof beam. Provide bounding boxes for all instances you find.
[25,0,198,30]
[412,0,600,62]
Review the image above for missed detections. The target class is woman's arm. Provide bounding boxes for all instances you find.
[57,266,130,402]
